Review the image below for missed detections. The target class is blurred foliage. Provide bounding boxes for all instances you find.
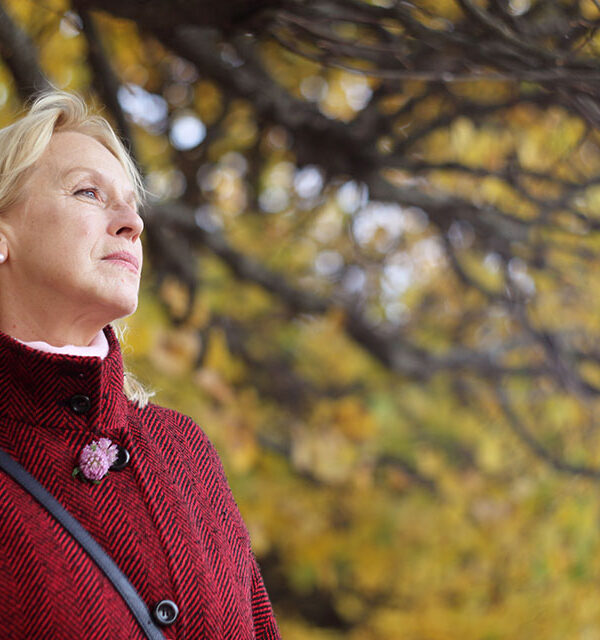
[4,0,600,637]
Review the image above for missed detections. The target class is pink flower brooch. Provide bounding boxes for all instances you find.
[72,438,118,484]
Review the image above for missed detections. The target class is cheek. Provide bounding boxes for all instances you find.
[80,228,94,243]
[39,229,96,273]
[55,224,97,254]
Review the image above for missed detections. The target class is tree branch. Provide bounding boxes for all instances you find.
[78,7,137,156]
[497,386,600,479]
[0,2,51,99]
[148,201,546,381]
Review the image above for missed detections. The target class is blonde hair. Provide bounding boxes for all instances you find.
[112,323,155,407]
[0,90,152,406]
[0,90,144,212]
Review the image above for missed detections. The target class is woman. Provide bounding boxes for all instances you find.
[0,91,281,639]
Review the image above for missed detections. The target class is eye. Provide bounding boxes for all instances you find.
[75,187,100,200]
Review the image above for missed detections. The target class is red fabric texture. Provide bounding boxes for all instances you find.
[0,327,281,639]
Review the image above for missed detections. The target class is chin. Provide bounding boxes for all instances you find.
[100,292,139,322]
[83,279,140,324]
[115,298,139,319]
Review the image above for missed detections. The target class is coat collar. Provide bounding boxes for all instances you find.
[0,325,129,435]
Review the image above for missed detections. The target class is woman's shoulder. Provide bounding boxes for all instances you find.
[128,400,246,531]
[133,399,195,424]
[133,400,208,437]
[129,400,220,459]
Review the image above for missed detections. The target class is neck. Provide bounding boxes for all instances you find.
[0,300,109,347]
[0,277,118,347]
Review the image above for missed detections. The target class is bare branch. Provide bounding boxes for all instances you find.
[148,201,545,381]
[0,2,51,99]
[78,7,136,157]
[497,386,600,479]
[72,0,282,32]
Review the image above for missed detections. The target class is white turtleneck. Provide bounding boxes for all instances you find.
[17,330,109,359]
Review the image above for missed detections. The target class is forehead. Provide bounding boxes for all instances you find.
[39,131,132,187]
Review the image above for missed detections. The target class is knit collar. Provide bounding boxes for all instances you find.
[0,325,129,435]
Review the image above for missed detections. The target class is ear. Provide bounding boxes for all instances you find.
[0,234,8,264]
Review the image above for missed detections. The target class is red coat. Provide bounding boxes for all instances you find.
[0,327,281,639]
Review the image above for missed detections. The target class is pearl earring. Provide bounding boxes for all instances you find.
[0,253,5,263]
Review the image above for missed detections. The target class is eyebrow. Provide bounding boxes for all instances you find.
[61,166,137,206]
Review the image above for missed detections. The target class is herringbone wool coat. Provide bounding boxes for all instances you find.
[0,327,281,639]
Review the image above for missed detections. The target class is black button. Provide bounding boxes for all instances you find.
[153,600,179,626]
[110,446,130,471]
[69,394,91,414]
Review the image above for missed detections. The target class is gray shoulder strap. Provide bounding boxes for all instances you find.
[0,449,165,640]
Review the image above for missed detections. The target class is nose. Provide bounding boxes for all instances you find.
[109,200,144,242]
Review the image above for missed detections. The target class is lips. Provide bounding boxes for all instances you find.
[102,251,140,273]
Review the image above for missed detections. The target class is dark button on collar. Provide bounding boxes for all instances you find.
[110,446,130,471]
[153,600,179,626]
[69,394,91,414]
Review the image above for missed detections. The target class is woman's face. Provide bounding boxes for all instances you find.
[1,131,143,335]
